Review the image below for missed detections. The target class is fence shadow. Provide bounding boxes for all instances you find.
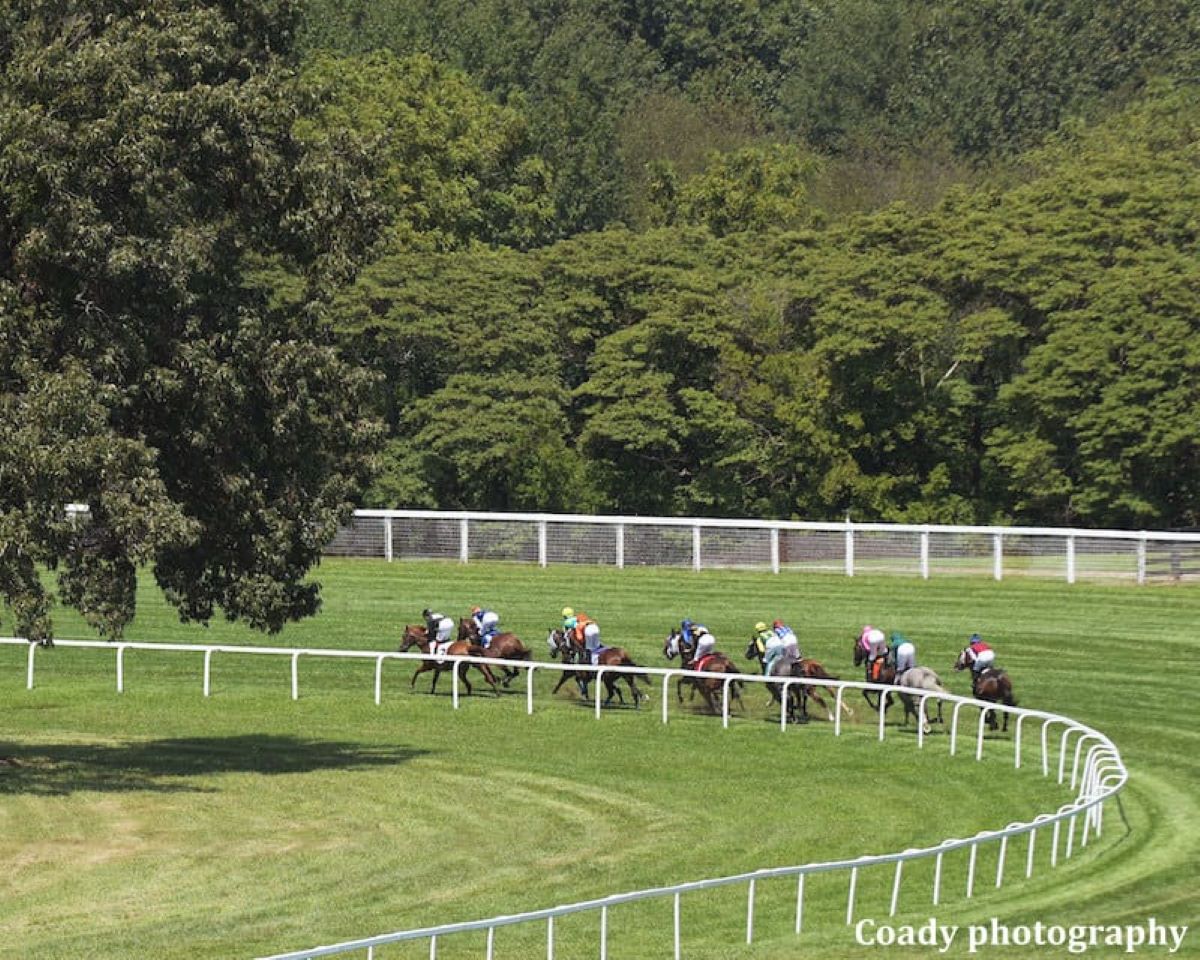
[0,735,431,797]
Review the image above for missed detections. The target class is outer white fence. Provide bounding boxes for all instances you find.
[327,509,1200,584]
[3,637,1128,960]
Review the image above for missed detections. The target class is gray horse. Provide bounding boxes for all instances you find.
[895,667,948,734]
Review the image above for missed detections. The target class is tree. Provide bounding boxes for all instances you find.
[0,0,385,640]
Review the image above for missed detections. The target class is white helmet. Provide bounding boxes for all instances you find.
[867,628,885,645]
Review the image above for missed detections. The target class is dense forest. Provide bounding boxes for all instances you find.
[297,0,1200,528]
[3,1,1200,641]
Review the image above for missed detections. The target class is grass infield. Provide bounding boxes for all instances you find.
[0,559,1196,959]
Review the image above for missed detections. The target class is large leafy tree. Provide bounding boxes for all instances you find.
[0,0,385,640]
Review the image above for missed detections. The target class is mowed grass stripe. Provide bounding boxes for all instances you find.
[1,559,1195,959]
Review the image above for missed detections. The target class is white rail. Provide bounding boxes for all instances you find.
[1,637,1127,959]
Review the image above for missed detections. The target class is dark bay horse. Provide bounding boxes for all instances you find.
[546,628,646,707]
[954,648,1016,731]
[458,618,533,687]
[663,629,745,716]
[852,638,896,712]
[399,625,499,697]
[744,636,849,722]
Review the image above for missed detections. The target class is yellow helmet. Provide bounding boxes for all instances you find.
[755,622,767,633]
[561,607,574,618]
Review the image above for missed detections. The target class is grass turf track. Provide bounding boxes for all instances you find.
[0,559,1196,959]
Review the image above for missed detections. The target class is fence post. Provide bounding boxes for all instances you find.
[889,860,903,916]
[795,874,805,934]
[692,525,702,572]
[844,520,855,577]
[452,658,461,709]
[1137,532,1147,585]
[526,665,536,715]
[966,842,978,898]
[547,916,554,960]
[117,644,126,693]
[933,851,943,905]
[459,518,469,564]
[846,866,858,924]
[674,892,682,960]
[770,527,780,575]
[595,670,604,719]
[26,642,35,690]
[1066,534,1076,584]
[204,649,214,698]
[995,835,1008,888]
[722,677,731,729]
[746,878,756,943]
[920,528,930,579]
[1026,828,1037,877]
[538,520,547,568]
[383,517,393,563]
[290,652,300,701]
[600,906,608,960]
[993,532,1003,581]
[615,523,624,569]
[662,673,671,724]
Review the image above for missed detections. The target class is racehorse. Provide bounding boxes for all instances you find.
[852,638,896,712]
[743,636,849,723]
[546,628,646,707]
[663,629,745,716]
[895,666,948,734]
[399,624,499,697]
[458,618,533,688]
[954,648,1016,731]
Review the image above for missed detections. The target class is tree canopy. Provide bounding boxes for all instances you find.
[0,0,384,639]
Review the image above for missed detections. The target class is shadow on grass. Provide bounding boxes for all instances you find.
[0,735,431,796]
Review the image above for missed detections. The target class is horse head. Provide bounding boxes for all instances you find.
[399,625,426,653]
[953,648,970,671]
[458,618,477,643]
[547,628,564,659]
[745,635,764,662]
[852,639,867,667]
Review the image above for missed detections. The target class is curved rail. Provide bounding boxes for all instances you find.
[1,638,1128,960]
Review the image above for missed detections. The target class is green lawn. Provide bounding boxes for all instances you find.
[1,560,1196,959]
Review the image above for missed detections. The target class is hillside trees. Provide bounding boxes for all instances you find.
[0,0,385,639]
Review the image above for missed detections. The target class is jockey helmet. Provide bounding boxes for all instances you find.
[867,628,885,645]
[773,619,784,629]
[562,607,573,618]
[682,618,693,629]
[471,605,481,614]
[755,622,767,633]
[969,633,982,643]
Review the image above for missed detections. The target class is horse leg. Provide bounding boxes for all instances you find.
[552,672,571,695]
[677,678,686,704]
[806,687,831,722]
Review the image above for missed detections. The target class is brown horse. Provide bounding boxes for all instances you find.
[546,628,647,707]
[663,629,745,716]
[458,618,533,687]
[954,648,1016,731]
[744,636,850,722]
[852,638,896,712]
[399,625,499,697]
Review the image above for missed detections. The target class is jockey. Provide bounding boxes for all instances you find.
[764,619,800,677]
[471,605,500,647]
[690,623,716,665]
[422,608,455,652]
[861,625,888,682]
[680,618,703,651]
[889,631,916,675]
[963,633,996,679]
[753,621,777,672]
[561,606,578,636]
[574,613,602,664]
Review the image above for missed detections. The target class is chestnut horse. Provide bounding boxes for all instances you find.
[546,628,646,707]
[744,636,850,722]
[663,629,745,716]
[399,625,498,697]
[458,618,533,687]
[954,647,1016,731]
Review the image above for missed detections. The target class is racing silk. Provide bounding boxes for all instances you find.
[693,628,716,663]
[890,631,916,674]
[764,626,798,677]
[865,627,888,660]
[475,609,500,645]
[858,625,875,654]
[681,622,706,647]
[966,640,995,673]
[583,621,603,662]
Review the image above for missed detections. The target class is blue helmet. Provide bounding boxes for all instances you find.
[969,633,982,643]
[682,618,693,629]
